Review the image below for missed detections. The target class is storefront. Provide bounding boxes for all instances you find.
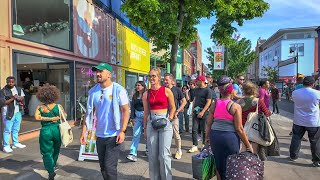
[0,0,150,138]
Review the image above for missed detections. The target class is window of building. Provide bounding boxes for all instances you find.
[75,63,96,122]
[286,33,305,40]
[12,0,71,50]
[125,72,138,99]
[289,43,304,56]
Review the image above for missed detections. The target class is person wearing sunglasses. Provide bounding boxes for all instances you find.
[127,81,147,162]
[80,63,130,180]
[232,75,245,101]
[143,68,176,180]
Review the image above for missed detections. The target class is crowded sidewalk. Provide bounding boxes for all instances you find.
[0,109,319,180]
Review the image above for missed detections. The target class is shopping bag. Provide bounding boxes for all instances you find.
[226,151,264,180]
[244,103,274,146]
[58,104,73,147]
[187,101,193,115]
[192,145,216,180]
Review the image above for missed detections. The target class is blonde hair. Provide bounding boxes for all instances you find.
[150,68,161,78]
[242,81,258,96]
[149,68,161,84]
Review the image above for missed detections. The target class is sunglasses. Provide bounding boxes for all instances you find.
[148,75,157,79]
[189,83,194,85]
[239,79,245,81]
[100,90,104,101]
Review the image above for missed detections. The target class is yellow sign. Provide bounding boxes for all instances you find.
[116,20,150,73]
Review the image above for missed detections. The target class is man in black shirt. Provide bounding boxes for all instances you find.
[188,76,212,153]
[22,77,33,115]
[164,73,187,160]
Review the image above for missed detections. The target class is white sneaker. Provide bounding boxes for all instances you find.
[12,143,26,149]
[188,146,198,153]
[175,151,182,159]
[3,146,13,153]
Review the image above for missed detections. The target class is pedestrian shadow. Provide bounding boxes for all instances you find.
[0,159,45,180]
[172,159,192,176]
[266,156,314,168]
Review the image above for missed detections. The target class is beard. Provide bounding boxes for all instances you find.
[6,85,14,89]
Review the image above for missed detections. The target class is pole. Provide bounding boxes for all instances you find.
[296,45,299,79]
[316,26,320,75]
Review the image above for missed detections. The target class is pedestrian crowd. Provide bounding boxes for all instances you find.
[1,62,320,180]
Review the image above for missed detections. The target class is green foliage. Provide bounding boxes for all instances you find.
[122,0,269,75]
[262,66,278,83]
[225,38,257,79]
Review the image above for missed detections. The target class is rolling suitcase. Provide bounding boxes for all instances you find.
[226,151,264,180]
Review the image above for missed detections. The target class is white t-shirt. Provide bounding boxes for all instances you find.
[91,83,129,137]
[292,87,320,127]
[2,86,25,116]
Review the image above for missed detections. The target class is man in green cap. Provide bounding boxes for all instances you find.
[80,62,130,179]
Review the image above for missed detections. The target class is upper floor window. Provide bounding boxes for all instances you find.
[289,43,304,56]
[12,0,71,50]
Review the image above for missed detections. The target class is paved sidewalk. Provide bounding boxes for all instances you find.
[0,110,320,180]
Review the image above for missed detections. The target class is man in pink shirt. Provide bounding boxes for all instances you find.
[258,80,270,108]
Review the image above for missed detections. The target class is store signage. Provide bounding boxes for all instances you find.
[81,68,95,77]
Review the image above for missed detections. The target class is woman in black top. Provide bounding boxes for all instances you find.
[127,81,147,162]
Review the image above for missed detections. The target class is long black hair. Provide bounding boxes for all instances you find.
[133,81,147,99]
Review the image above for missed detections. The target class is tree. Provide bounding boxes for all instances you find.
[262,66,278,83]
[205,38,257,79]
[122,0,269,76]
[226,38,257,79]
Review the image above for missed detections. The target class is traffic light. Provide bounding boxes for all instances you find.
[297,73,303,78]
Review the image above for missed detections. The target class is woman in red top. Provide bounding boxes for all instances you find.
[236,81,271,154]
[143,68,175,180]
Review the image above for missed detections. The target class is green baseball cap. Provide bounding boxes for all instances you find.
[92,63,113,72]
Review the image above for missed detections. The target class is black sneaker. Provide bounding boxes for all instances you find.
[289,157,298,162]
[126,154,137,162]
[312,162,320,167]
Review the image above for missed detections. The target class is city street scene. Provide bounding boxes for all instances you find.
[0,0,319,180]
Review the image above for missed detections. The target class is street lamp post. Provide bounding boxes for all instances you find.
[290,45,299,78]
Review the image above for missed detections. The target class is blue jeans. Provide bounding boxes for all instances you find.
[129,111,144,156]
[290,124,320,163]
[147,113,173,180]
[3,112,22,147]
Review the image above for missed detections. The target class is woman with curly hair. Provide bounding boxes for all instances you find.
[34,85,66,180]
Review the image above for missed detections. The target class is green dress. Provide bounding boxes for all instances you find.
[38,104,61,174]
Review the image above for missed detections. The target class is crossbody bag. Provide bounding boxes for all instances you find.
[148,90,167,130]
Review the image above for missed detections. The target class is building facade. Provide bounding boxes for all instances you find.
[258,26,319,83]
[0,0,150,136]
[189,32,202,75]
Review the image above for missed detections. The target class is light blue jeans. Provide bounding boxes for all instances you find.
[3,112,22,147]
[129,111,145,156]
[147,113,173,180]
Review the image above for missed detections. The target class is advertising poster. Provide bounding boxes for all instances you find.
[214,46,225,70]
[78,114,98,161]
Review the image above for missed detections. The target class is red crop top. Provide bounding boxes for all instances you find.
[149,86,168,110]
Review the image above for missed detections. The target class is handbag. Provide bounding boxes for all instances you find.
[244,103,274,146]
[192,144,216,180]
[148,90,167,130]
[58,104,73,147]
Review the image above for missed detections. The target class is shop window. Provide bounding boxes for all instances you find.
[125,72,138,99]
[14,53,72,134]
[75,63,96,123]
[12,0,71,50]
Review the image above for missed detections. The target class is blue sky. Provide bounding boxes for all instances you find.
[196,0,320,64]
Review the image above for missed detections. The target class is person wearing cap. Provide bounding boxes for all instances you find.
[205,76,253,180]
[80,63,130,179]
[289,76,320,167]
[188,75,213,153]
